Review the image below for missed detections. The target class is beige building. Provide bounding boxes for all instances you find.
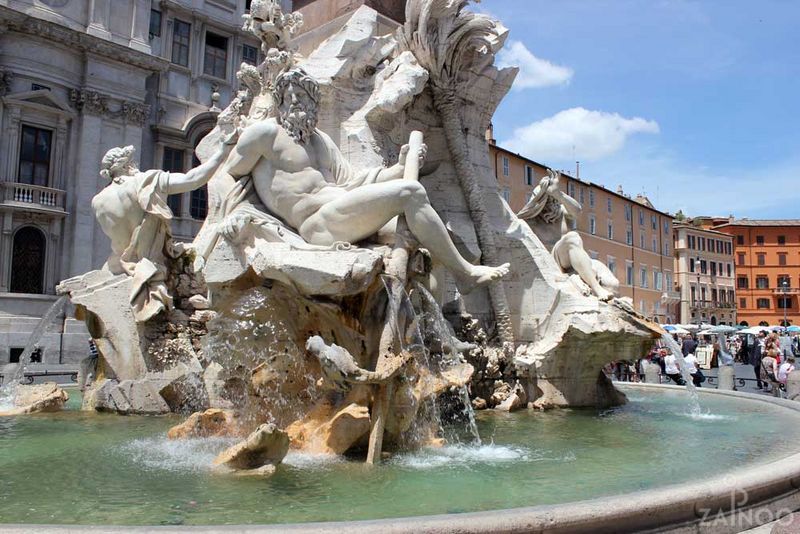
[673,222,736,326]
[489,137,678,322]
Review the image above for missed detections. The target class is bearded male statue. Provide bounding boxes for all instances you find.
[218,67,510,289]
[518,170,619,301]
[92,139,232,321]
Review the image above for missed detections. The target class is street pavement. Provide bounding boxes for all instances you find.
[703,362,777,396]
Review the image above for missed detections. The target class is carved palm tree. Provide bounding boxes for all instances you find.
[399,0,514,344]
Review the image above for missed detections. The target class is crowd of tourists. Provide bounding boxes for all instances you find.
[607,329,799,397]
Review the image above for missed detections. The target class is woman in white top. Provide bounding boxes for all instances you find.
[683,353,705,387]
[778,356,795,385]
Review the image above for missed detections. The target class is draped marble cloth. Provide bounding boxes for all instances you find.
[118,170,184,322]
[197,129,384,259]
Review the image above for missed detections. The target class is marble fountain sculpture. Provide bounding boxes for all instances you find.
[48,0,660,470]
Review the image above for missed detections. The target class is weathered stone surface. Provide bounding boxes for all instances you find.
[213,423,290,471]
[495,381,527,412]
[111,380,170,415]
[82,378,118,412]
[167,409,240,440]
[159,372,210,414]
[471,397,487,410]
[303,5,394,83]
[58,270,146,381]
[0,383,69,416]
[188,294,210,310]
[204,239,383,297]
[288,401,371,455]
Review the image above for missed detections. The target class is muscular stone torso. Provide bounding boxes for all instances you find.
[93,178,145,256]
[531,206,571,251]
[248,121,347,230]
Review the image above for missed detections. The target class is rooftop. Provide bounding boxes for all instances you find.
[673,221,735,238]
[489,142,674,219]
[714,219,800,228]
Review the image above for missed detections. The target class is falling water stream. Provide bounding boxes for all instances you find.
[659,333,703,416]
[0,295,68,409]
[414,282,481,445]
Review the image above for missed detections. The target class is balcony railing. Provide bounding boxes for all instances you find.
[1,182,66,213]
[690,300,737,310]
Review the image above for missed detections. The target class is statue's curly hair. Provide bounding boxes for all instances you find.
[99,145,135,181]
[273,67,320,107]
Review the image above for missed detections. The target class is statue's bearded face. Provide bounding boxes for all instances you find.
[277,83,318,143]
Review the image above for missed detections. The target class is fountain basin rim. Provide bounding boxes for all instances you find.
[4,383,799,533]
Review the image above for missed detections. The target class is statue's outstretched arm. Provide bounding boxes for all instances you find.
[167,140,234,194]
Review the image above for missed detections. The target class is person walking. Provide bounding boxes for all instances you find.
[778,356,796,390]
[681,334,698,358]
[77,338,99,393]
[749,332,765,390]
[761,349,779,396]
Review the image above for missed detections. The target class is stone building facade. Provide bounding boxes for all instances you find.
[489,136,678,323]
[672,221,736,326]
[0,0,279,365]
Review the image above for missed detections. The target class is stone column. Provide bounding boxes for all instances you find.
[130,0,152,53]
[644,360,661,384]
[67,113,104,276]
[3,107,21,179]
[717,365,735,390]
[0,212,12,291]
[87,0,112,40]
[52,117,69,190]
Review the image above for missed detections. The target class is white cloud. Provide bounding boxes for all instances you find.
[578,148,800,219]
[501,107,660,161]
[497,41,573,89]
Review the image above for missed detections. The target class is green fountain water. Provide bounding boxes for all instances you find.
[1,388,797,527]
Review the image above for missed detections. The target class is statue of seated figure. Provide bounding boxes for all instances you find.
[518,170,619,301]
[218,67,509,289]
[92,140,231,321]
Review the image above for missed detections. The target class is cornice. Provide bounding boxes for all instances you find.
[0,6,170,74]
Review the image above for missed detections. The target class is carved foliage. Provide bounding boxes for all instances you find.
[69,89,150,125]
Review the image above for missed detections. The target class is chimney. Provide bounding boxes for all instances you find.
[485,123,496,145]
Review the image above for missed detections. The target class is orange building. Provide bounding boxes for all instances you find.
[712,219,800,327]
[488,135,677,322]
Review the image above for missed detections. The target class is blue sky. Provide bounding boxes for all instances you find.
[484,0,800,218]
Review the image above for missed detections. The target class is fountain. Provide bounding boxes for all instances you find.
[3,1,799,531]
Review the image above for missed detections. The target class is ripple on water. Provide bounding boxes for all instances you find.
[283,451,347,469]
[682,411,738,422]
[119,437,235,473]
[390,443,575,470]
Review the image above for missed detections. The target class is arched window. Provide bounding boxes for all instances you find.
[10,226,46,294]
[710,316,717,326]
[739,321,749,327]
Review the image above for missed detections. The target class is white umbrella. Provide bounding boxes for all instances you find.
[740,326,769,335]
